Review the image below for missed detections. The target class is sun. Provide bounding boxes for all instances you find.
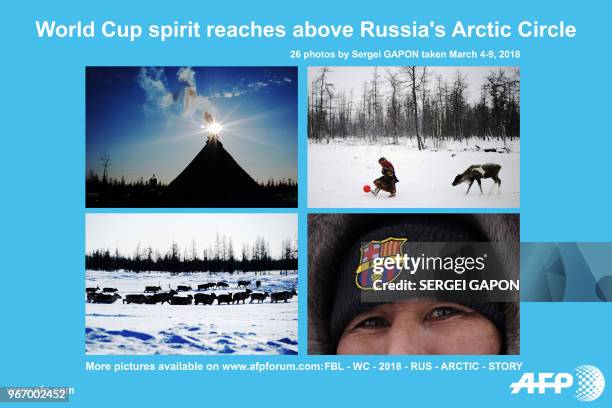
[206,121,224,135]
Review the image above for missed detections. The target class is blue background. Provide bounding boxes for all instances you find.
[1,0,611,407]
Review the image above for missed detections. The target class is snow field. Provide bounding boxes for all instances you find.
[86,270,298,355]
[308,138,520,208]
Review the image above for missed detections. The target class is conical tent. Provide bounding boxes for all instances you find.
[167,137,270,206]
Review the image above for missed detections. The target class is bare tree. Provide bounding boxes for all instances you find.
[313,67,333,142]
[403,66,426,150]
[451,70,468,142]
[100,152,111,183]
[386,71,403,144]
[370,67,383,141]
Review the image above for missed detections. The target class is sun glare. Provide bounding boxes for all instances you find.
[207,122,224,135]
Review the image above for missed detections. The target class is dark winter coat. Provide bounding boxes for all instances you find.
[373,160,399,193]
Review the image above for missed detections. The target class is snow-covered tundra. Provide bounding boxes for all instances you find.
[308,139,520,208]
[86,270,298,355]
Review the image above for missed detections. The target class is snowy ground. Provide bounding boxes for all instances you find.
[308,138,520,208]
[86,270,298,355]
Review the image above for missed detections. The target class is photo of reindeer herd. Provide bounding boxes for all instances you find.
[85,214,298,355]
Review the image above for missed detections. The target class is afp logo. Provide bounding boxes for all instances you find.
[510,365,605,402]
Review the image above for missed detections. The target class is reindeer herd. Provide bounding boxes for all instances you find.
[85,279,297,306]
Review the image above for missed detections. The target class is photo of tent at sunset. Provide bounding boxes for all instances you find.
[86,66,297,208]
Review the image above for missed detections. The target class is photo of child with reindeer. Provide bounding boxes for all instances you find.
[308,66,520,208]
[85,213,298,355]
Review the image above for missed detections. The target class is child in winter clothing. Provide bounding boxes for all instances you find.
[372,157,399,197]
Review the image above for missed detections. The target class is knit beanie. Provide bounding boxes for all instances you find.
[330,217,505,350]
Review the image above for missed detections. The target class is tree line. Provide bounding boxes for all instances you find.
[86,234,298,273]
[86,170,297,192]
[308,67,520,148]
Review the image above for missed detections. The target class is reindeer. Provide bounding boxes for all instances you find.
[123,294,148,304]
[92,293,122,304]
[169,295,193,305]
[144,286,162,293]
[197,283,216,291]
[237,280,251,289]
[194,293,217,305]
[148,290,178,304]
[232,289,252,304]
[452,164,502,195]
[270,289,297,303]
[217,293,233,305]
[250,292,269,303]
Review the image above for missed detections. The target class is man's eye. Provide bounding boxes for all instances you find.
[426,306,462,321]
[356,316,390,328]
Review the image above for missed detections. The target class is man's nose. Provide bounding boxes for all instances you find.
[384,321,428,355]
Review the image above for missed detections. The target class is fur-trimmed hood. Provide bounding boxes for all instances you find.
[308,214,520,355]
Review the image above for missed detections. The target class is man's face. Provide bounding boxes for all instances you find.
[336,301,502,355]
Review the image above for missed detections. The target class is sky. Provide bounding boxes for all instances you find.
[308,66,517,104]
[86,67,297,183]
[86,213,297,258]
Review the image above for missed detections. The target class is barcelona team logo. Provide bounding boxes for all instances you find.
[356,237,407,290]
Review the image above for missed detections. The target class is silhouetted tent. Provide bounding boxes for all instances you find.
[166,137,273,207]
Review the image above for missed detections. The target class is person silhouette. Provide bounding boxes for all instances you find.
[149,174,158,188]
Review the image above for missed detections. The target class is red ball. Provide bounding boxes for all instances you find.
[363,185,371,193]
